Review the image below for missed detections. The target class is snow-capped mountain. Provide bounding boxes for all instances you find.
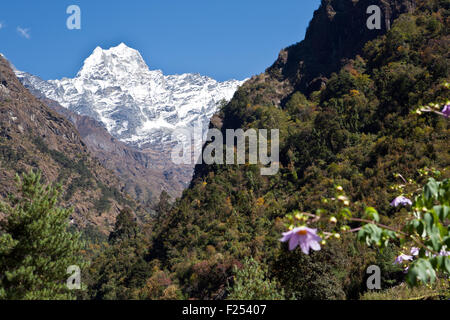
[16,43,244,149]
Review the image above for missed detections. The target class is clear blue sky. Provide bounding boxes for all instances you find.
[0,0,321,81]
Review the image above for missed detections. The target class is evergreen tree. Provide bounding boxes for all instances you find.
[0,171,84,300]
[227,258,285,300]
[155,191,171,219]
[108,207,138,244]
[88,208,151,299]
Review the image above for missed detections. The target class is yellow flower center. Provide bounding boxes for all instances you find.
[297,229,308,236]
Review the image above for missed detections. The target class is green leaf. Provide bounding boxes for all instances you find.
[444,256,450,274]
[364,207,379,223]
[428,225,442,252]
[406,259,436,286]
[408,219,425,237]
[339,207,352,219]
[430,256,444,270]
[380,229,397,247]
[357,224,382,246]
[444,236,450,247]
[423,213,434,235]
[433,205,449,221]
[424,178,438,202]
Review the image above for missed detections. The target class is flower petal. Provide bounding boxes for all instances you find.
[288,234,300,251]
[280,233,291,242]
[309,240,321,251]
[299,238,310,255]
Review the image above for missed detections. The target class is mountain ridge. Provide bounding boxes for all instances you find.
[19,75,192,203]
[16,44,245,201]
[16,43,245,150]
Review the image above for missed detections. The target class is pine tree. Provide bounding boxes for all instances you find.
[89,208,151,299]
[108,207,139,244]
[0,171,84,300]
[155,191,171,220]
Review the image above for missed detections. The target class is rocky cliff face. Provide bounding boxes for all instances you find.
[270,0,417,93]
[0,56,140,233]
[238,0,417,107]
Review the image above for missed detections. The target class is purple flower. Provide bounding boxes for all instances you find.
[394,253,413,265]
[280,226,322,254]
[439,249,450,257]
[395,247,419,265]
[441,104,450,118]
[390,196,412,207]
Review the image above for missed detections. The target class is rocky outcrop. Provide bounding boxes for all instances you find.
[239,0,417,107]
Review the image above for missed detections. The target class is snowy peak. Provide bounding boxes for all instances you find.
[16,44,246,150]
[77,43,149,79]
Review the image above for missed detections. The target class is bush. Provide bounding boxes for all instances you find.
[227,258,285,300]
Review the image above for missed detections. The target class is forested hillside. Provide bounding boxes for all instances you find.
[144,0,449,299]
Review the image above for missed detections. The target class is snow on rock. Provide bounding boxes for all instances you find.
[16,43,245,149]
